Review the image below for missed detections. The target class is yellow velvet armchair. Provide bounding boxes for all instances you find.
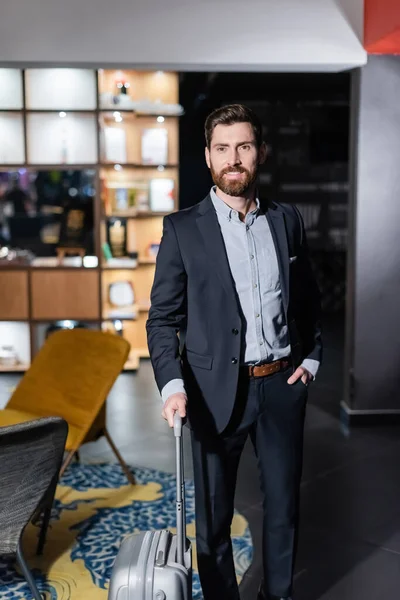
[0,328,135,484]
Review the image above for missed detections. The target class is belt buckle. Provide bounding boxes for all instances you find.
[249,365,255,377]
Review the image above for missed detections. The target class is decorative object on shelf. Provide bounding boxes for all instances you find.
[149,178,175,212]
[56,246,86,264]
[0,245,33,265]
[0,345,19,367]
[40,221,61,244]
[103,127,127,164]
[109,281,134,307]
[102,241,113,261]
[107,280,137,319]
[141,128,168,165]
[115,75,130,96]
[105,181,149,215]
[58,202,87,248]
[107,218,127,257]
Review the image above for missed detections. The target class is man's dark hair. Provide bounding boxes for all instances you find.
[204,104,263,149]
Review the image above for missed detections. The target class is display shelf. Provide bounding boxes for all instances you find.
[0,69,23,110]
[99,113,178,166]
[26,112,98,165]
[0,322,31,370]
[0,113,25,164]
[101,165,178,218]
[101,320,141,371]
[25,69,97,110]
[0,363,30,373]
[98,70,180,112]
[104,212,170,219]
[125,218,164,259]
[100,164,178,169]
[0,68,180,374]
[99,111,178,118]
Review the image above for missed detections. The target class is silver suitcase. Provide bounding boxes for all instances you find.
[108,414,192,600]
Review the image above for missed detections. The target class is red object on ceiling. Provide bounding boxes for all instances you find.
[364,0,400,53]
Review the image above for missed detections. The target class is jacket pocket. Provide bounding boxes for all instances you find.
[186,349,213,370]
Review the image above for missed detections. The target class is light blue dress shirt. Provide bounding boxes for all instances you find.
[161,188,319,402]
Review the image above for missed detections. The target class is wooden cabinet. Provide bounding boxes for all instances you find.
[0,270,29,320]
[31,270,100,320]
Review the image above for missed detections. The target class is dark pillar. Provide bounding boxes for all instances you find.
[343,56,400,425]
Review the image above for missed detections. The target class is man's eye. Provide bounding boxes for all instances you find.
[241,145,250,151]
[217,147,226,152]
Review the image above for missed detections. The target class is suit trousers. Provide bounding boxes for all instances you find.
[190,365,308,599]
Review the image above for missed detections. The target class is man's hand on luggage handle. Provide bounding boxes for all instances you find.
[287,366,312,386]
[162,393,187,427]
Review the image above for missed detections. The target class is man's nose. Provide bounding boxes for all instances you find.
[226,149,241,166]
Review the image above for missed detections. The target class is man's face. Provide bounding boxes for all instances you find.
[205,122,266,196]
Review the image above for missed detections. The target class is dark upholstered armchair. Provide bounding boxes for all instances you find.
[0,416,68,600]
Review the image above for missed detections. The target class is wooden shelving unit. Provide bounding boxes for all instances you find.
[0,68,181,373]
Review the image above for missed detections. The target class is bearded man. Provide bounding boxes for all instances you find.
[147,104,322,600]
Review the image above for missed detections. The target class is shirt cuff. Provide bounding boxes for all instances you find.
[161,378,187,404]
[300,358,320,380]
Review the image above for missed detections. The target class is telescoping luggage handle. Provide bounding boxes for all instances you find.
[173,413,186,567]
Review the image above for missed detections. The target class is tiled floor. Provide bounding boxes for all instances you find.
[1,315,400,599]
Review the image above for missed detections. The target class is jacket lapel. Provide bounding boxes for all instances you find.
[196,196,238,305]
[266,206,290,311]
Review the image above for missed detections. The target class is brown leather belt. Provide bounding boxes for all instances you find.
[242,358,291,378]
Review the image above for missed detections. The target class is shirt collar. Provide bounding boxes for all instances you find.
[210,186,260,223]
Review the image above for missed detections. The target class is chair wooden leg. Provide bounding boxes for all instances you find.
[17,540,43,600]
[58,449,76,479]
[104,428,135,485]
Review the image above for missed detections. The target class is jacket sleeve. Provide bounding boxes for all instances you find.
[146,215,188,393]
[292,204,323,365]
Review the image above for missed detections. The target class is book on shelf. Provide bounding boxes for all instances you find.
[141,128,168,165]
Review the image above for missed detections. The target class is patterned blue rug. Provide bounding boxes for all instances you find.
[0,463,253,599]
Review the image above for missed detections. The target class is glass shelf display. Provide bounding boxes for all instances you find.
[99,113,178,165]
[0,67,181,374]
[26,113,98,164]
[25,69,97,110]
[0,69,23,110]
[100,166,178,217]
[98,69,183,115]
[0,113,25,164]
[0,169,96,258]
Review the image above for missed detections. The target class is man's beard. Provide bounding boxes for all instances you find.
[210,163,258,197]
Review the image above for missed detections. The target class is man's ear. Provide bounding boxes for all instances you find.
[258,142,268,165]
[205,146,211,169]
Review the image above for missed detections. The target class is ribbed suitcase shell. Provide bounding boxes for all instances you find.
[108,529,191,600]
